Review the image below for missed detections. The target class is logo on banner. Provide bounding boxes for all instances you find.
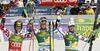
[10,9,18,12]
[11,42,21,47]
[42,48,50,51]
[46,49,50,51]
[54,0,67,3]
[98,33,100,38]
[69,0,77,2]
[77,19,85,23]
[42,0,52,2]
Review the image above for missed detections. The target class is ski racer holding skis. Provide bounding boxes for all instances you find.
[54,17,90,51]
[27,17,51,51]
[27,19,39,51]
[35,17,50,51]
[0,18,32,51]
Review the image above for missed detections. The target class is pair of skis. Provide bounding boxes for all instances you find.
[23,7,39,51]
[0,0,18,19]
[82,0,100,51]
[88,0,100,51]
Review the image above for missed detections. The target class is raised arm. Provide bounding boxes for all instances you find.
[54,15,67,39]
[0,18,14,38]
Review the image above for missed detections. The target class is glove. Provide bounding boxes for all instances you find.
[88,35,95,43]
[1,18,5,28]
[57,16,61,21]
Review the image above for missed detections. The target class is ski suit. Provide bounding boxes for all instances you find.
[56,26,89,51]
[54,17,89,51]
[0,24,32,51]
[26,24,39,51]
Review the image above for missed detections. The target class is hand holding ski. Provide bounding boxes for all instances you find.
[82,0,100,51]
[49,21,54,51]
[1,18,5,28]
[0,0,18,19]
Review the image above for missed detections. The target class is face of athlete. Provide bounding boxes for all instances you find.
[28,23,33,31]
[40,23,46,29]
[68,25,75,33]
[16,24,21,32]
[29,23,33,28]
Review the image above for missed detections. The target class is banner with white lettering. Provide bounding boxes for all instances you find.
[41,0,78,5]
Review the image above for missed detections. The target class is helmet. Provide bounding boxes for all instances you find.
[68,18,75,26]
[39,17,47,24]
[14,20,23,31]
[29,19,34,25]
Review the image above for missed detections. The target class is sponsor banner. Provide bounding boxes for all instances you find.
[6,7,33,17]
[75,18,100,38]
[9,42,22,50]
[7,7,33,14]
[75,18,100,23]
[39,46,50,51]
[35,6,51,15]
[41,0,78,5]
[6,7,51,17]
[4,18,69,41]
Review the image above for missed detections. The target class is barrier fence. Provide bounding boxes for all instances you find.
[6,6,51,17]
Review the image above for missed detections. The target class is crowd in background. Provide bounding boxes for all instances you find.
[0,0,96,16]
[0,0,40,16]
[0,0,40,9]
[51,4,95,15]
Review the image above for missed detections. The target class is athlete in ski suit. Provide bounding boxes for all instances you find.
[26,19,39,51]
[27,16,64,51]
[54,17,89,51]
[27,17,51,51]
[0,18,32,51]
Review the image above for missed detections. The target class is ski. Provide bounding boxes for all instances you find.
[0,0,18,19]
[49,21,54,51]
[23,6,39,51]
[89,0,100,51]
[22,9,30,21]
[32,7,35,51]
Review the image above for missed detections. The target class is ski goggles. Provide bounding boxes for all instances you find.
[40,20,47,24]
[16,26,21,28]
